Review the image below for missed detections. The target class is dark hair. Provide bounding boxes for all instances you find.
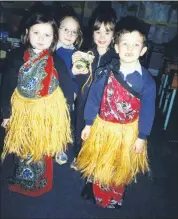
[90,7,117,48]
[22,12,59,54]
[115,16,148,46]
[58,15,83,49]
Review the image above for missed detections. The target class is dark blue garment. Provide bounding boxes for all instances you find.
[84,58,156,140]
[56,47,78,94]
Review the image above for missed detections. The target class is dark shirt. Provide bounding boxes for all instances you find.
[84,58,156,139]
[78,47,118,103]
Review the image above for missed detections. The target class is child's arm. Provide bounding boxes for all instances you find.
[53,54,74,109]
[0,49,20,120]
[134,71,156,153]
[81,68,109,140]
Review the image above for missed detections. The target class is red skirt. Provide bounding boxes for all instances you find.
[8,156,53,197]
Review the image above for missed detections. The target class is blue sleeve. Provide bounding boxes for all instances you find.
[138,72,156,139]
[84,71,108,125]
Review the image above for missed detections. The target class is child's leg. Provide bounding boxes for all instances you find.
[71,99,85,169]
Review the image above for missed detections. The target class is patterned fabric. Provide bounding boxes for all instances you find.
[8,155,53,197]
[100,73,140,123]
[93,182,125,208]
[17,49,59,98]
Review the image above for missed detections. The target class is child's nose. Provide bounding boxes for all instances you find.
[67,31,73,36]
[100,33,105,39]
[127,45,133,51]
[39,35,44,41]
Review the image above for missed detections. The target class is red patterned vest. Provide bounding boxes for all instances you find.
[99,73,140,124]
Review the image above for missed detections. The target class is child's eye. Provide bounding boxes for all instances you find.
[64,28,69,33]
[72,31,78,36]
[33,31,38,34]
[45,34,50,37]
[135,44,140,47]
[95,31,100,34]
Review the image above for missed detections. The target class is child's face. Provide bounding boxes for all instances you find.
[93,23,114,51]
[58,17,78,46]
[115,31,147,64]
[27,23,53,53]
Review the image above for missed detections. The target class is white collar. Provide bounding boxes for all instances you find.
[120,61,142,79]
[56,42,75,50]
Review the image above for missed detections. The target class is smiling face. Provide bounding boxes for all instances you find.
[27,23,53,53]
[58,17,79,46]
[93,23,114,51]
[115,31,147,65]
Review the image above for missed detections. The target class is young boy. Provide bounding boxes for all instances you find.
[76,16,156,208]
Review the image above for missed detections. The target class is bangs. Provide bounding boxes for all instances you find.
[93,20,115,32]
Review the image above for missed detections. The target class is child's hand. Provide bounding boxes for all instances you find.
[1,119,10,129]
[132,138,146,153]
[81,125,91,141]
[72,51,83,64]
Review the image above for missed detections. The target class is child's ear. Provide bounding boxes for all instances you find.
[114,44,119,54]
[25,29,28,35]
[140,46,147,56]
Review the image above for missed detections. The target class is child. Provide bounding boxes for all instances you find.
[0,12,73,197]
[55,14,84,165]
[76,16,156,208]
[71,8,118,198]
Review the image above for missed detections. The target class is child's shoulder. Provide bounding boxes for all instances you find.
[141,66,153,78]
[141,66,156,87]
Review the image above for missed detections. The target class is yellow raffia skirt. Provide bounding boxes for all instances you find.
[77,116,149,186]
[1,87,72,162]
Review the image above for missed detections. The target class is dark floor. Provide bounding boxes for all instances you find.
[0,97,178,219]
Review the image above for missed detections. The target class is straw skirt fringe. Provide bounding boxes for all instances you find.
[1,87,72,162]
[77,116,149,186]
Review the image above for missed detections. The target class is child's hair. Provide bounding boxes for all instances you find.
[57,15,83,49]
[90,7,117,48]
[23,12,59,54]
[115,16,148,47]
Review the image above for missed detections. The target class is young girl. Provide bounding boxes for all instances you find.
[71,8,118,197]
[76,16,156,208]
[55,14,84,165]
[0,13,73,197]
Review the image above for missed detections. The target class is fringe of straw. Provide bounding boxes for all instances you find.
[1,87,72,163]
[77,116,149,186]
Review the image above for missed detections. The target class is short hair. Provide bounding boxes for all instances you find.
[58,15,83,49]
[115,16,148,46]
[22,12,59,54]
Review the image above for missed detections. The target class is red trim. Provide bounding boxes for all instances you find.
[39,55,53,96]
[8,156,53,197]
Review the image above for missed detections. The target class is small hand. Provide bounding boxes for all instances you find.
[81,125,91,141]
[1,119,10,129]
[132,138,146,153]
[72,51,83,64]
